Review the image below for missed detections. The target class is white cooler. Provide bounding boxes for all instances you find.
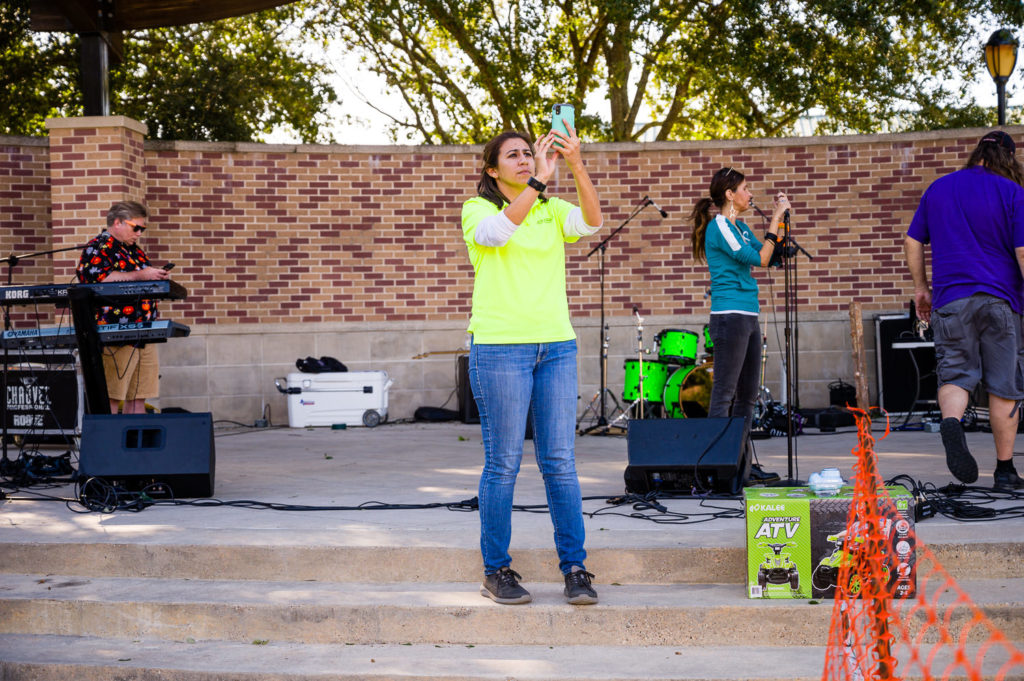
[276,371,392,428]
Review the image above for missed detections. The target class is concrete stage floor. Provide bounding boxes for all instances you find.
[1,417,1018,554]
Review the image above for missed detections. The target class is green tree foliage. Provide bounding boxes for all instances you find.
[0,0,337,142]
[317,0,1024,143]
[0,0,80,136]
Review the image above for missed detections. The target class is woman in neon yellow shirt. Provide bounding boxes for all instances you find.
[462,127,603,606]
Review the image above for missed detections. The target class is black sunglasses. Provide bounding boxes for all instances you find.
[125,219,146,234]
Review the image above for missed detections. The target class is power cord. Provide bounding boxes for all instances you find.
[887,473,1024,522]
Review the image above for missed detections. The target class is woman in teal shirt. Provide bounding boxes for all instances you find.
[690,167,788,420]
[462,127,603,606]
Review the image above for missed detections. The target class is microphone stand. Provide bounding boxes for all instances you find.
[1,244,86,466]
[579,197,662,436]
[750,204,813,485]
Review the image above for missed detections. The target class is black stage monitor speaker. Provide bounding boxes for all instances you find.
[78,412,215,498]
[624,417,750,495]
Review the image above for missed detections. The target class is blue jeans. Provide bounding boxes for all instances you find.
[469,339,587,575]
[708,313,762,419]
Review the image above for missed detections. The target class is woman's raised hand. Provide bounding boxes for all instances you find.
[534,132,558,184]
[551,121,583,166]
[773,192,791,219]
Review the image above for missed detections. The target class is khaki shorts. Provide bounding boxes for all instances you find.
[102,343,159,401]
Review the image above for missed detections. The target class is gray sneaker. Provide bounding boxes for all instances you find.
[480,567,531,604]
[563,568,598,605]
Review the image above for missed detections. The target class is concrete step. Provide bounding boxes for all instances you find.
[1,540,1020,584]
[2,574,1023,647]
[0,634,831,681]
[1,635,1022,681]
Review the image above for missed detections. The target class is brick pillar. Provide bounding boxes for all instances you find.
[45,116,147,281]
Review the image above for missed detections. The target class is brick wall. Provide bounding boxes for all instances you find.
[0,137,51,324]
[2,119,1020,424]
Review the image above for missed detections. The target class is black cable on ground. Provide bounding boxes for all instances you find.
[886,473,1024,522]
[64,476,747,521]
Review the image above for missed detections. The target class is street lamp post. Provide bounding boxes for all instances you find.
[985,29,1019,126]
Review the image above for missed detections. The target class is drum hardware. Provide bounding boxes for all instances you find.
[702,323,714,362]
[577,323,623,432]
[752,333,773,436]
[607,306,652,429]
[578,197,664,436]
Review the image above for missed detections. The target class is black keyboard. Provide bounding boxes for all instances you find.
[1,320,191,349]
[0,280,187,305]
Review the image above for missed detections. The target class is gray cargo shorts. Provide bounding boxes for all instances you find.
[932,293,1024,400]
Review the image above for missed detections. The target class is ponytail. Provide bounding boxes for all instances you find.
[690,197,714,263]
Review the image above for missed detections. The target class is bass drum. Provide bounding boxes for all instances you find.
[663,363,714,418]
[622,359,671,404]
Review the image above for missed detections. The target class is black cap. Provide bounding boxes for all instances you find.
[979,130,1016,154]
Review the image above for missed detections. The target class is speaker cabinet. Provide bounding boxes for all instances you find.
[78,412,215,498]
[874,313,937,412]
[624,417,750,495]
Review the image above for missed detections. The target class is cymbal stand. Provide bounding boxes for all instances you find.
[577,322,623,433]
[580,197,661,436]
[753,333,773,430]
[606,307,647,430]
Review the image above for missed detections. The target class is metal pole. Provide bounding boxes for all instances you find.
[997,79,1007,126]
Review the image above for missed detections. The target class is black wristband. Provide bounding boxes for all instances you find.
[764,232,779,245]
[527,176,547,193]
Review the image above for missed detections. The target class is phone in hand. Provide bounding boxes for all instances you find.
[551,103,575,148]
[161,263,175,271]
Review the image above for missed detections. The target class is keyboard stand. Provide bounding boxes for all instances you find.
[68,287,111,415]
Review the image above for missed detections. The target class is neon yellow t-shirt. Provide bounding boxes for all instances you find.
[462,195,580,344]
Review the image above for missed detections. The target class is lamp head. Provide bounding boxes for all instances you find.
[985,29,1018,82]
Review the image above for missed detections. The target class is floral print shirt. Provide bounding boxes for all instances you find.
[76,231,158,325]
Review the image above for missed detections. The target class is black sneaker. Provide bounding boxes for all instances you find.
[480,567,531,604]
[940,417,978,484]
[994,468,1024,492]
[563,568,598,605]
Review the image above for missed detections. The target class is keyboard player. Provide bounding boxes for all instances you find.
[75,201,170,415]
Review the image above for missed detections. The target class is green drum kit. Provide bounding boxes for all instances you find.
[621,323,715,420]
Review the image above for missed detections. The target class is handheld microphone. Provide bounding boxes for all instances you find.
[643,195,669,218]
[748,198,772,222]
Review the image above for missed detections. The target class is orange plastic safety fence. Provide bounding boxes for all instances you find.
[822,408,1024,681]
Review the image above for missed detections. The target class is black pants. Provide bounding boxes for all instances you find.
[708,313,761,419]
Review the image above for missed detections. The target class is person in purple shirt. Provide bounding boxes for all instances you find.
[904,130,1024,491]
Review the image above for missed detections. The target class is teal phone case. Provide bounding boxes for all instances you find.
[551,103,575,145]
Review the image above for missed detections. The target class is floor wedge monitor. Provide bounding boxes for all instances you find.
[78,412,215,498]
[624,417,750,495]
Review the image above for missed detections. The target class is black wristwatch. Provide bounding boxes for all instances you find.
[527,176,547,193]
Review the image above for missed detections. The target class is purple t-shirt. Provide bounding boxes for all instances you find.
[907,165,1024,314]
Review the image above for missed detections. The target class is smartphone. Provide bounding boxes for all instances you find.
[551,103,575,147]
[161,263,175,271]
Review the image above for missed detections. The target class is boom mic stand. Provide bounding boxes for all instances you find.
[579,196,663,436]
[750,204,813,484]
[1,244,86,467]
